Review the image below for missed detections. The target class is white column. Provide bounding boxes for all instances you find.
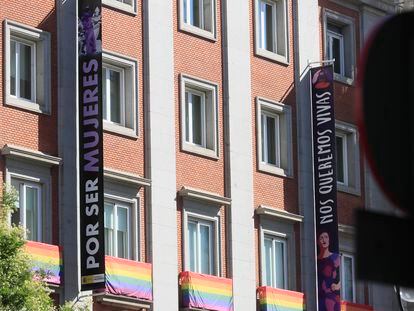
[222,0,256,309]
[143,0,178,310]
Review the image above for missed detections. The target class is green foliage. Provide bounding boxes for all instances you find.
[59,301,90,311]
[0,184,55,310]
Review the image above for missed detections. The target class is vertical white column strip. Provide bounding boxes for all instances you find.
[144,0,178,310]
[222,0,256,310]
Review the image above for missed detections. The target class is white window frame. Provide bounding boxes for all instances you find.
[104,193,139,261]
[10,179,43,242]
[104,200,131,259]
[341,252,356,303]
[4,20,51,114]
[255,0,289,64]
[10,37,37,103]
[327,29,345,77]
[180,0,217,41]
[335,121,360,195]
[323,9,356,84]
[335,132,348,186]
[257,98,293,177]
[103,64,126,126]
[180,75,219,159]
[186,89,207,148]
[102,0,137,15]
[261,110,281,168]
[102,51,138,138]
[262,232,288,289]
[183,207,221,277]
[187,217,215,275]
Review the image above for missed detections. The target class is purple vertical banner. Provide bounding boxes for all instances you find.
[310,65,341,311]
[78,0,105,291]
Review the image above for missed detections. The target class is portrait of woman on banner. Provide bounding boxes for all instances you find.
[317,230,341,311]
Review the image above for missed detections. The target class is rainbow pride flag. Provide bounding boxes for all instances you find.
[341,301,374,311]
[24,241,62,285]
[105,256,152,301]
[258,286,305,311]
[179,271,233,311]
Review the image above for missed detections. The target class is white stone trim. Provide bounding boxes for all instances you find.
[323,8,356,83]
[5,158,53,244]
[180,74,219,159]
[335,120,361,196]
[102,0,137,15]
[178,186,231,206]
[2,144,62,166]
[256,97,293,177]
[256,205,303,223]
[104,168,151,187]
[102,50,138,136]
[254,0,290,64]
[4,20,51,114]
[183,207,221,277]
[96,293,151,309]
[178,0,217,41]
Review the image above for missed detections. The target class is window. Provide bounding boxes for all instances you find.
[102,0,136,14]
[335,121,360,195]
[103,65,125,125]
[255,0,288,63]
[341,253,356,302]
[261,111,280,167]
[102,52,138,136]
[183,199,221,277]
[104,201,131,259]
[11,179,43,242]
[4,20,51,113]
[263,235,287,289]
[324,10,356,82]
[180,0,216,39]
[181,75,218,158]
[327,25,345,76]
[10,38,36,102]
[257,98,293,177]
[336,133,348,185]
[187,217,215,275]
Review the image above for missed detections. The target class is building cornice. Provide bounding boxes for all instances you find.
[1,144,62,166]
[256,205,304,223]
[178,186,231,206]
[104,168,151,187]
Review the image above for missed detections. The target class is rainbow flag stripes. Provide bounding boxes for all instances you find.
[105,256,152,301]
[179,271,233,311]
[258,286,305,311]
[25,241,62,285]
[341,301,374,311]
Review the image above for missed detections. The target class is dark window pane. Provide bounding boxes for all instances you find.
[19,43,32,100]
[200,224,211,274]
[188,221,197,272]
[103,68,107,120]
[275,241,285,289]
[336,136,344,183]
[344,256,354,301]
[191,94,203,146]
[332,37,342,74]
[192,0,201,28]
[185,92,190,142]
[109,70,121,123]
[266,116,276,165]
[265,4,274,52]
[261,114,266,162]
[11,41,16,96]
